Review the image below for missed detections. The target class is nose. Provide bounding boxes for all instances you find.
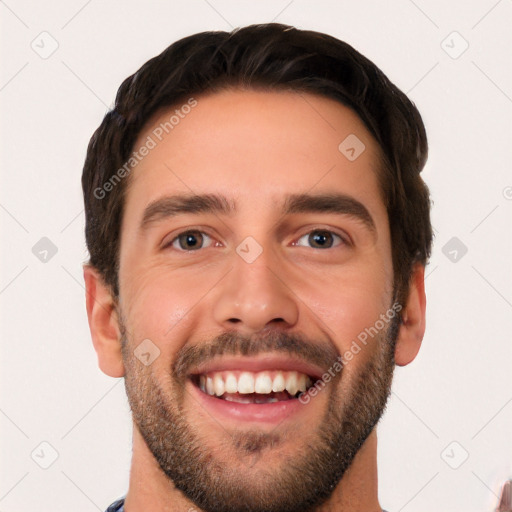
[212,247,299,335]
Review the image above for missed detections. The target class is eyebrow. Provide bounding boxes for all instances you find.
[140,192,376,234]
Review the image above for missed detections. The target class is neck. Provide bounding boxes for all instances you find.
[124,424,382,512]
[315,428,382,511]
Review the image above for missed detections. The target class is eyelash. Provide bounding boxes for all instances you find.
[163,228,351,252]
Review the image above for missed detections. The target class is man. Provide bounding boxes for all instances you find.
[82,23,432,512]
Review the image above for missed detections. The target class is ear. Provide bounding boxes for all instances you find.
[83,264,125,378]
[394,263,427,367]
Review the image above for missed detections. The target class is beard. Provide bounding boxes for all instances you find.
[120,312,399,512]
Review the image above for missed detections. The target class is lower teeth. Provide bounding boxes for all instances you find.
[221,391,290,404]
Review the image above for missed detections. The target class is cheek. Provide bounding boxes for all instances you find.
[120,268,196,351]
[305,263,392,356]
[119,259,230,368]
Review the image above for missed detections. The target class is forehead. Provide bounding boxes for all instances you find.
[123,88,385,226]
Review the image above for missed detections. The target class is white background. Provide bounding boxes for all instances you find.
[1,1,511,511]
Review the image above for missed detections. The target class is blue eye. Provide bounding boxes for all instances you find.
[170,230,213,251]
[294,230,344,249]
[165,228,347,252]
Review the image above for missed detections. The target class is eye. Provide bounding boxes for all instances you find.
[167,230,214,251]
[293,229,346,249]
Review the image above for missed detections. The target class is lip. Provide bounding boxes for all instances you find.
[186,355,328,425]
[188,378,313,424]
[188,355,326,380]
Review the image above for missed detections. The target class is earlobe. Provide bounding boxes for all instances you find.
[83,264,125,378]
[394,263,427,367]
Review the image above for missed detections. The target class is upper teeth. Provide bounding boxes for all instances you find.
[199,370,312,397]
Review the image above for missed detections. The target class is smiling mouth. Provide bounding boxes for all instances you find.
[191,370,315,404]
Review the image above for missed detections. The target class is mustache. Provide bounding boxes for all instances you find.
[172,329,340,380]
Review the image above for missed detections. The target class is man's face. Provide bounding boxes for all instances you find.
[117,89,397,511]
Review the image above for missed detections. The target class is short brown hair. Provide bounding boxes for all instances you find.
[82,23,432,307]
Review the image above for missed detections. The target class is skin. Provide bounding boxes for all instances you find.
[84,89,426,511]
